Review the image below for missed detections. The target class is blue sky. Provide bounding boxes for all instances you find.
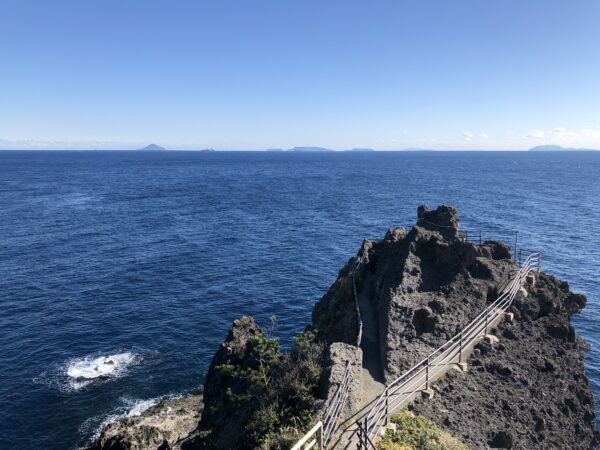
[1,0,599,150]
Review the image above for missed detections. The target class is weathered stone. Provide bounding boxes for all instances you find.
[321,342,363,417]
[489,430,513,448]
[83,395,203,450]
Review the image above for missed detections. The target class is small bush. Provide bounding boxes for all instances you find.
[377,410,467,450]
[219,329,324,449]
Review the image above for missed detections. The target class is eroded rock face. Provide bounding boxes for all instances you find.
[83,395,203,450]
[417,204,459,238]
[321,342,363,417]
[312,240,373,345]
[410,272,599,449]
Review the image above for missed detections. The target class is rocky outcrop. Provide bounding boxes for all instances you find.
[410,271,599,449]
[313,205,517,383]
[321,342,363,417]
[196,316,266,449]
[310,204,597,448]
[84,395,203,450]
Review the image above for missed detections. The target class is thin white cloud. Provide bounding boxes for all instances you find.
[582,128,599,138]
[553,127,567,136]
[527,130,545,138]
[462,132,473,141]
[481,133,489,139]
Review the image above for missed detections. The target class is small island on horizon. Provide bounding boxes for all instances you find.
[528,144,598,152]
[138,144,166,151]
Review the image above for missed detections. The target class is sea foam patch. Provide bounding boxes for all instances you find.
[34,351,143,393]
[67,352,138,380]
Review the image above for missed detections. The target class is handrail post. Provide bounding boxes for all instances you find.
[459,331,463,363]
[385,387,389,426]
[318,422,324,450]
[425,356,430,389]
[484,310,489,336]
[537,253,541,272]
[357,421,362,450]
[364,417,369,444]
[513,231,519,262]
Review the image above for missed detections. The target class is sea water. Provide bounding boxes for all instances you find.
[0,150,598,449]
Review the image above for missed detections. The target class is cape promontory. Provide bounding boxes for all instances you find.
[84,205,598,450]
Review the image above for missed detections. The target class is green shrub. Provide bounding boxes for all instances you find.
[377,410,467,450]
[245,329,325,449]
[211,325,325,449]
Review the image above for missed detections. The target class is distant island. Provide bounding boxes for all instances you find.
[529,145,598,152]
[289,146,334,152]
[265,147,374,152]
[199,149,215,152]
[138,144,166,151]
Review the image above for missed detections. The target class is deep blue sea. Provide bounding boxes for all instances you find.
[1,151,599,449]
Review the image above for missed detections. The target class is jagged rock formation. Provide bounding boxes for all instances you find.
[83,395,203,450]
[313,204,517,382]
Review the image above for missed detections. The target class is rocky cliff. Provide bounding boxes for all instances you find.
[85,205,598,450]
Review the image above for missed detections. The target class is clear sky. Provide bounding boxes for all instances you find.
[1,0,599,150]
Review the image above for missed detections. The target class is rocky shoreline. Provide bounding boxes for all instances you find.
[86,205,599,449]
[82,395,203,450]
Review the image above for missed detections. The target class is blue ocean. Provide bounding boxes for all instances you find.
[1,150,599,449]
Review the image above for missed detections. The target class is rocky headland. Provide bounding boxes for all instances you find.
[85,205,598,449]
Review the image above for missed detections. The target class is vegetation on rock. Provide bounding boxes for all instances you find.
[377,410,467,450]
[202,319,325,449]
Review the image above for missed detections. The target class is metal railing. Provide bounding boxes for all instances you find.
[357,252,541,447]
[353,260,364,347]
[291,421,324,450]
[292,258,365,449]
[322,360,352,445]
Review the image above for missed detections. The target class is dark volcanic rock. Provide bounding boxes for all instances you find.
[417,204,459,238]
[410,271,599,449]
[373,207,514,381]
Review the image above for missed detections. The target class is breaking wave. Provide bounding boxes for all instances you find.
[33,351,143,393]
[67,352,138,380]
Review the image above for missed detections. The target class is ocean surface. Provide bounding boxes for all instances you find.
[0,150,599,449]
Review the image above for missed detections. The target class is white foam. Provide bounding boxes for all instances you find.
[67,352,137,380]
